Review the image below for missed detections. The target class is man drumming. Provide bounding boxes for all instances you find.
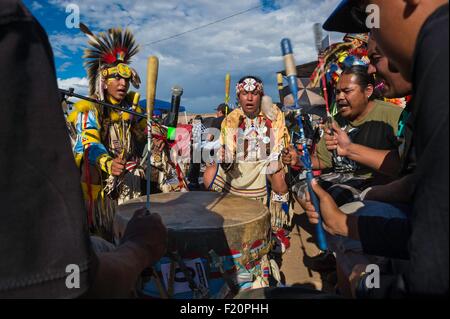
[203,76,290,230]
[68,26,146,241]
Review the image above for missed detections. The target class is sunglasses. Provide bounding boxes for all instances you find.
[102,63,132,80]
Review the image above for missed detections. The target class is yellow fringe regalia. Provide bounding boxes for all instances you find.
[70,24,146,241]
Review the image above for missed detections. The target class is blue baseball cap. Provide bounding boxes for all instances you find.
[323,0,370,33]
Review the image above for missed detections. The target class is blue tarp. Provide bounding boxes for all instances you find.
[140,99,186,113]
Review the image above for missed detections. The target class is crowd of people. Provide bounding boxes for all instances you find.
[0,0,448,299]
[300,0,448,298]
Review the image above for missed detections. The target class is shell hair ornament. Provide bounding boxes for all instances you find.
[80,23,141,101]
[236,76,264,96]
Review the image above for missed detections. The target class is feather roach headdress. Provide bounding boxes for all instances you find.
[80,23,141,100]
[309,32,369,116]
[311,33,369,88]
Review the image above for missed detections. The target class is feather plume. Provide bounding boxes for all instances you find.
[80,23,140,98]
[261,96,276,121]
[130,68,141,89]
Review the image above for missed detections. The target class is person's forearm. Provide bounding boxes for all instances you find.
[331,213,361,241]
[84,243,150,298]
[346,144,400,177]
[268,168,288,194]
[362,174,416,203]
[296,153,326,170]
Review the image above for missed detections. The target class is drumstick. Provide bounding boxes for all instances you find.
[146,56,159,210]
[167,261,176,298]
[132,92,140,111]
[152,267,168,299]
[281,38,328,251]
[225,73,231,114]
[277,76,291,207]
[222,73,231,160]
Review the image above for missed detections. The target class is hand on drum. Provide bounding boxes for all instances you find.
[120,207,168,267]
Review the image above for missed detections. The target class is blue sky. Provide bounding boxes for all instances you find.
[23,0,343,114]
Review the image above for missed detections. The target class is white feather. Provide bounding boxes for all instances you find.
[261,96,276,121]
[86,34,100,46]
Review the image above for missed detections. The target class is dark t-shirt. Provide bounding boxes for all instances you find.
[358,4,449,297]
[317,100,402,180]
[0,1,94,298]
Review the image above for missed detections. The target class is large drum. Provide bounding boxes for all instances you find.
[114,192,274,299]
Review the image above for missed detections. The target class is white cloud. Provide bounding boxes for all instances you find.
[49,33,87,59]
[58,77,89,97]
[50,0,344,113]
[58,61,72,72]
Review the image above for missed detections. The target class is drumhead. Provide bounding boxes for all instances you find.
[117,192,267,229]
[115,192,271,262]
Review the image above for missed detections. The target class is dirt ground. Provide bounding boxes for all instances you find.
[277,204,336,293]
